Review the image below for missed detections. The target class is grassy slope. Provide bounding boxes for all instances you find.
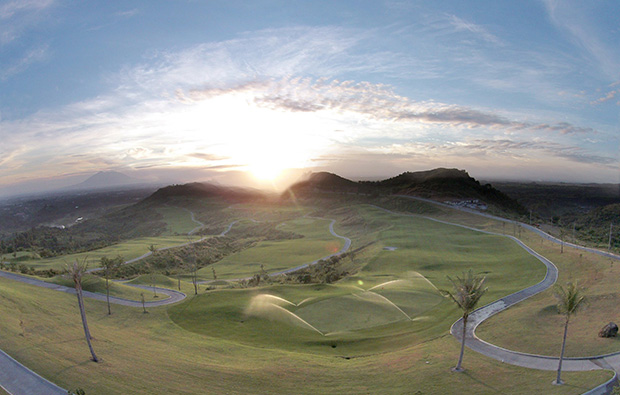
[202,217,344,279]
[46,274,168,302]
[0,277,610,395]
[26,236,200,270]
[0,200,614,393]
[383,196,620,357]
[476,227,620,357]
[157,206,199,236]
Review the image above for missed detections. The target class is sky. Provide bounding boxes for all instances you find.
[0,0,619,197]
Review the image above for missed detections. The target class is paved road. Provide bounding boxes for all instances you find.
[0,348,67,395]
[0,270,187,395]
[378,198,620,393]
[396,195,620,261]
[3,201,616,394]
[270,217,352,276]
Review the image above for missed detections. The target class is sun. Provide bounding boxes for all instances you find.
[250,162,283,181]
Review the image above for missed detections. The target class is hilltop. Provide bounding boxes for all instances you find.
[142,182,270,204]
[285,168,526,215]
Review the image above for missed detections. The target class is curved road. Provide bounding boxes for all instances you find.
[0,213,350,394]
[380,197,620,393]
[0,270,187,395]
[3,201,615,394]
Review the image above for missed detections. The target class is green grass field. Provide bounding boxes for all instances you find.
[25,235,201,270]
[0,199,615,393]
[45,274,169,302]
[157,206,200,235]
[203,217,344,279]
[0,274,610,394]
[384,196,620,358]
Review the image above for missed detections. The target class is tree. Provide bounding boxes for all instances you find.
[141,292,148,314]
[147,245,158,298]
[553,282,585,385]
[100,255,123,315]
[444,270,487,372]
[66,258,99,362]
[188,253,199,295]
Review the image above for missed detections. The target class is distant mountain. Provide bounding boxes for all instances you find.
[65,171,146,191]
[284,168,526,215]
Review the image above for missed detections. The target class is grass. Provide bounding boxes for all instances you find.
[202,217,344,279]
[0,251,41,262]
[157,206,201,235]
[0,199,616,393]
[25,235,201,270]
[0,276,611,394]
[475,229,620,357]
[45,274,168,302]
[383,196,620,358]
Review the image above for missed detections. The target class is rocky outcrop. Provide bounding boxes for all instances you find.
[599,322,618,338]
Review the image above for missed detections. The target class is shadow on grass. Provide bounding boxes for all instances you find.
[461,370,501,393]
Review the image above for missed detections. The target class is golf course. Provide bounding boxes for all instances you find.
[0,195,619,394]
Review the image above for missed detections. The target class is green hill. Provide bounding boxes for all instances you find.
[285,168,525,215]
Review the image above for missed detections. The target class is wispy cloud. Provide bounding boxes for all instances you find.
[0,44,48,80]
[0,0,53,19]
[115,8,138,18]
[0,0,55,45]
[448,15,504,46]
[0,24,616,188]
[543,0,620,81]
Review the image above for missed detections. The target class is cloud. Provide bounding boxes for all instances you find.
[448,15,504,46]
[0,0,55,46]
[0,44,48,80]
[370,137,616,167]
[543,0,620,81]
[591,89,618,105]
[115,8,138,18]
[0,0,53,20]
[212,77,600,135]
[0,24,616,190]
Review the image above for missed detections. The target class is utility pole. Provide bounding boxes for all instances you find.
[529,210,532,226]
[609,223,614,251]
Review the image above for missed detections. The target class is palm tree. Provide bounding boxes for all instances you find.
[444,270,487,372]
[66,258,99,362]
[553,282,585,385]
[147,244,158,298]
[100,255,122,315]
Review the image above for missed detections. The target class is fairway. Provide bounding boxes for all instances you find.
[0,200,615,394]
[157,206,200,235]
[203,217,344,279]
[24,235,201,270]
[171,204,548,354]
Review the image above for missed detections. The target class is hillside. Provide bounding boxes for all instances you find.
[285,168,526,215]
[562,203,620,249]
[142,182,269,204]
[284,172,373,195]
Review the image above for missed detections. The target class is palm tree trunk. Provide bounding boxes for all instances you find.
[455,315,467,371]
[555,318,569,384]
[105,277,111,315]
[76,285,98,362]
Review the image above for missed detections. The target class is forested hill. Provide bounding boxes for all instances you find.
[285,168,526,215]
[141,182,269,204]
